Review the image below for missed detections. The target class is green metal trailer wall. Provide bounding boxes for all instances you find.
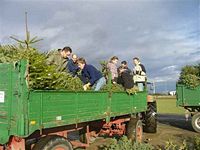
[0,60,147,145]
[176,84,200,107]
[0,61,28,144]
[28,91,147,135]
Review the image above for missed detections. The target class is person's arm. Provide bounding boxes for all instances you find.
[87,66,98,85]
[82,67,92,91]
[72,65,79,75]
[81,75,88,84]
[140,64,146,73]
[46,55,55,65]
[66,60,75,72]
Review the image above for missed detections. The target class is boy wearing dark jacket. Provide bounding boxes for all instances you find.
[77,58,106,91]
[117,66,134,90]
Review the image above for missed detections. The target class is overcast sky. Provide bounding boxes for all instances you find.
[0,0,199,92]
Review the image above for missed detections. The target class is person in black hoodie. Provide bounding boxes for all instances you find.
[117,66,134,90]
[120,61,132,74]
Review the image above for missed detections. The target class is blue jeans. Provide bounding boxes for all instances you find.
[137,83,144,91]
[92,77,106,91]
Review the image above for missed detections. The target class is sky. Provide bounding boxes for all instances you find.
[0,0,199,93]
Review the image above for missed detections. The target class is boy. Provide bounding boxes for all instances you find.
[77,58,106,91]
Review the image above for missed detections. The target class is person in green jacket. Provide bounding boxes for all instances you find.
[47,46,72,72]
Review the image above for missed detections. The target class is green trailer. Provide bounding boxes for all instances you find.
[0,60,156,150]
[176,84,200,132]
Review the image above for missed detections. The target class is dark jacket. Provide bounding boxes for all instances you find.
[66,59,79,76]
[81,64,103,85]
[135,64,146,75]
[118,70,134,89]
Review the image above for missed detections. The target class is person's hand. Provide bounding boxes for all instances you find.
[83,83,90,91]
[83,85,87,91]
[141,71,146,76]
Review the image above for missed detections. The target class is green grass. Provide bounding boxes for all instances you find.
[156,96,185,114]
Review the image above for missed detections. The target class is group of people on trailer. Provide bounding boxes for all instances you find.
[46,46,147,92]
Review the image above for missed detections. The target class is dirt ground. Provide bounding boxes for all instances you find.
[143,114,199,149]
[79,114,200,150]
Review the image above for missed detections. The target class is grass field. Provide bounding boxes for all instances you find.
[156,96,185,114]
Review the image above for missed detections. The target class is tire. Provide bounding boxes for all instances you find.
[143,101,157,133]
[32,135,73,150]
[126,117,143,142]
[192,113,200,133]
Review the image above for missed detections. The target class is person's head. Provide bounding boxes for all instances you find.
[121,61,128,68]
[110,56,119,64]
[118,66,125,74]
[72,54,78,63]
[61,46,72,58]
[77,57,86,69]
[133,57,140,65]
[57,48,62,52]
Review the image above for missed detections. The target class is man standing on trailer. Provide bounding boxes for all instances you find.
[133,57,147,91]
[47,46,72,72]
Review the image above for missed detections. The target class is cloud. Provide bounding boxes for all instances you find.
[1,0,199,91]
[161,65,177,71]
[190,50,200,56]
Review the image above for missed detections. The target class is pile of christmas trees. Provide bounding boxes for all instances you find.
[178,64,200,88]
[0,45,83,90]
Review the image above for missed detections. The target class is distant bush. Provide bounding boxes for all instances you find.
[178,64,200,88]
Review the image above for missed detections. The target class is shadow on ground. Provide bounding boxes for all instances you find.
[157,114,194,132]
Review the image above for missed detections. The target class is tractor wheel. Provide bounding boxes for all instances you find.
[143,101,157,133]
[32,135,73,150]
[192,113,200,133]
[126,117,143,142]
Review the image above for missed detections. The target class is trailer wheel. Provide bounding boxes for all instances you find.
[192,113,200,133]
[32,135,73,150]
[143,101,157,133]
[126,117,143,142]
